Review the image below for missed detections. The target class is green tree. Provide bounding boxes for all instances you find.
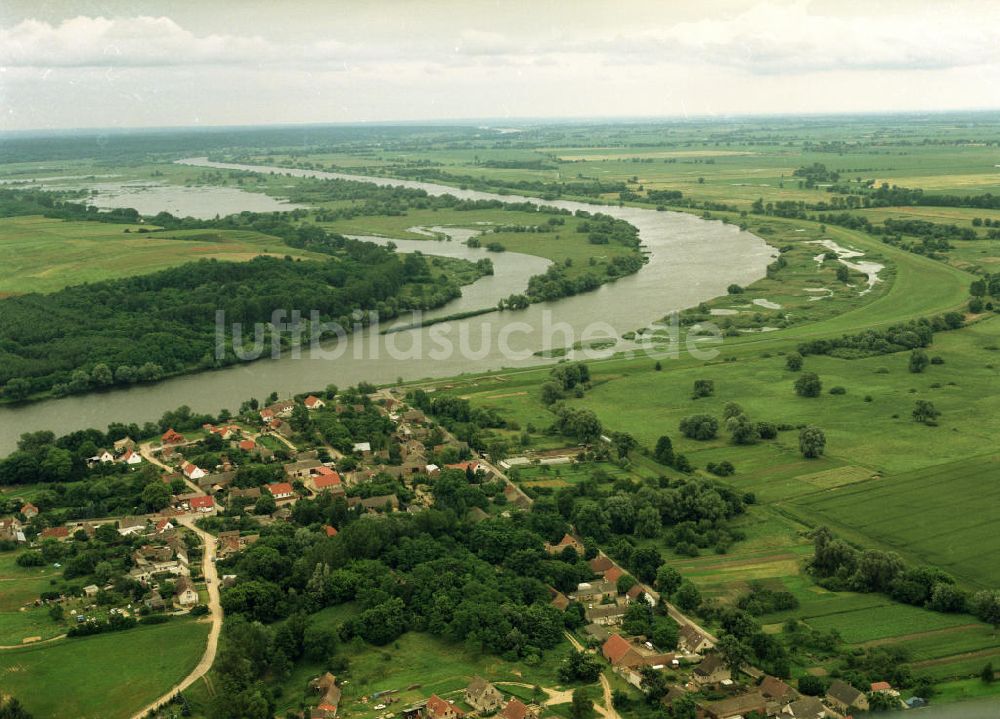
[679,414,718,440]
[909,349,930,373]
[912,400,940,425]
[656,565,682,595]
[653,436,674,466]
[610,432,638,460]
[785,352,803,371]
[982,662,995,684]
[692,379,714,398]
[570,690,592,719]
[718,633,752,675]
[674,581,701,612]
[141,481,172,511]
[799,426,826,458]
[3,378,31,401]
[794,372,822,397]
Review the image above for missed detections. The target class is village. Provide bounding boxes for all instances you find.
[0,388,904,719]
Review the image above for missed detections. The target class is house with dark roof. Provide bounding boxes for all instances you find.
[825,679,868,713]
[759,674,798,710]
[692,654,730,686]
[784,695,835,719]
[544,533,585,556]
[464,677,503,713]
[701,692,766,719]
[585,603,627,625]
[677,624,714,654]
[571,579,617,603]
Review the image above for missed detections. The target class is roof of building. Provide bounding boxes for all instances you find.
[871,681,892,692]
[267,482,295,496]
[41,526,69,539]
[314,473,342,489]
[465,676,496,700]
[604,566,625,583]
[703,692,766,719]
[827,679,865,706]
[324,525,338,537]
[786,696,827,719]
[589,554,614,573]
[602,634,633,664]
[189,495,214,509]
[694,653,727,677]
[759,675,796,701]
[501,699,530,719]
[426,694,463,719]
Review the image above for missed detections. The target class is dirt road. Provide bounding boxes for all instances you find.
[128,515,222,719]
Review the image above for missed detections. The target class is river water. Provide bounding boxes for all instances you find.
[0,158,775,453]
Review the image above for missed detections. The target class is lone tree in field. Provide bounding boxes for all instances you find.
[982,662,995,684]
[836,265,850,283]
[909,348,930,373]
[799,426,826,458]
[794,372,822,397]
[912,399,941,425]
[786,352,803,372]
[692,379,715,399]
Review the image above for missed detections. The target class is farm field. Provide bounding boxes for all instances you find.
[0,618,209,719]
[786,454,1000,588]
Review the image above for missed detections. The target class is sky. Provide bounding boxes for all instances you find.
[1,0,999,131]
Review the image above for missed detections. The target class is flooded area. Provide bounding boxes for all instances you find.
[0,157,775,452]
[810,239,884,295]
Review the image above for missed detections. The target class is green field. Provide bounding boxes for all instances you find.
[0,619,209,719]
[788,455,1000,588]
[0,215,330,294]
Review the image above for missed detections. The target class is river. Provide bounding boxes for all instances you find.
[0,158,775,453]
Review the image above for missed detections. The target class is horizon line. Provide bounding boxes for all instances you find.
[4,106,1000,138]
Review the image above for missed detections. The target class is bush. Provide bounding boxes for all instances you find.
[16,551,45,567]
[756,421,778,439]
[679,414,719,440]
[829,386,847,395]
[727,284,744,294]
[189,604,209,616]
[786,352,804,371]
[706,461,735,477]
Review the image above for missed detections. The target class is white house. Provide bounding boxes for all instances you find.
[175,577,198,607]
[120,449,142,466]
[181,462,206,480]
[352,441,372,454]
[304,395,326,410]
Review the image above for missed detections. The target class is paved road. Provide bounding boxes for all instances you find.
[128,515,222,719]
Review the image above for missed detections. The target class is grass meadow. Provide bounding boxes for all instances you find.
[0,618,209,719]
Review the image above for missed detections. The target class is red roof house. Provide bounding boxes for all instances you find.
[425,695,464,719]
[324,525,339,537]
[266,482,296,500]
[40,526,70,541]
[189,495,215,512]
[238,439,257,452]
[313,473,342,491]
[162,428,185,445]
[602,634,633,664]
[604,566,625,584]
[304,395,325,409]
[501,699,533,719]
